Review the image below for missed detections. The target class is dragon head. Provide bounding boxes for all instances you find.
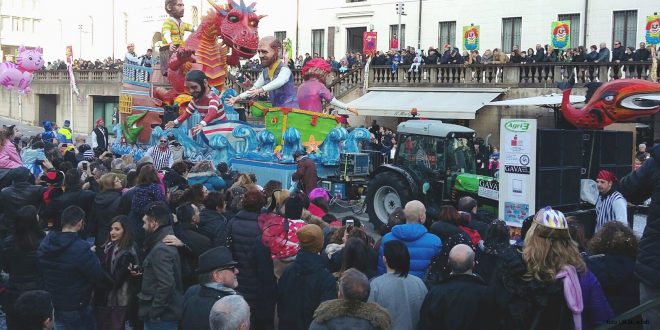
[208,0,261,61]
[584,80,660,125]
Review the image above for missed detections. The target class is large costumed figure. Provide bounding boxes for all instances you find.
[165,70,226,134]
[0,46,43,94]
[228,36,298,108]
[160,0,195,76]
[296,58,357,114]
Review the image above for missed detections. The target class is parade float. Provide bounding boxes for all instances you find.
[114,0,371,194]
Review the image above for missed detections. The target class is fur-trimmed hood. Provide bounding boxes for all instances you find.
[186,171,216,178]
[312,299,391,330]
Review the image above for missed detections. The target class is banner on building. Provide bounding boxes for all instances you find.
[363,32,377,57]
[646,15,660,46]
[463,25,479,51]
[498,119,537,227]
[550,21,570,50]
[66,46,73,64]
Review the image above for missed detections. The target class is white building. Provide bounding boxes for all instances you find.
[257,0,658,58]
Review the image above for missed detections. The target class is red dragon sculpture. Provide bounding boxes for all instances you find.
[155,0,262,105]
[559,77,660,129]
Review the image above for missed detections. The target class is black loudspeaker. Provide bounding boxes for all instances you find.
[536,167,582,208]
[536,129,585,208]
[582,130,633,180]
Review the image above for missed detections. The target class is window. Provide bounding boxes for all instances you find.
[501,17,522,53]
[613,10,637,48]
[311,29,324,58]
[275,31,287,42]
[438,21,456,48]
[390,24,406,49]
[558,13,580,48]
[12,17,20,31]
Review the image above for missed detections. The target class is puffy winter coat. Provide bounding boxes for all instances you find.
[89,189,122,248]
[227,210,264,307]
[187,171,225,192]
[378,224,441,278]
[198,208,230,247]
[37,231,111,311]
[0,141,21,169]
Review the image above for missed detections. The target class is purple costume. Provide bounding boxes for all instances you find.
[261,62,298,108]
[296,78,333,112]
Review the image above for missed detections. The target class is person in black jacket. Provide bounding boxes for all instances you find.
[174,202,213,289]
[419,244,491,330]
[37,205,112,330]
[278,224,337,330]
[1,205,45,330]
[39,168,95,232]
[227,190,278,329]
[90,173,123,249]
[198,191,230,247]
[617,144,660,328]
[182,246,239,330]
[0,167,44,231]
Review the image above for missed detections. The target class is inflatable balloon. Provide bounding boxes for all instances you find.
[0,46,43,94]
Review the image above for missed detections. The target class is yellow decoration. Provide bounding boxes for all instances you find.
[119,95,133,114]
[174,94,193,114]
[303,135,320,153]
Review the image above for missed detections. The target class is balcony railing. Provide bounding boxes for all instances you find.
[369,61,657,87]
[34,69,122,83]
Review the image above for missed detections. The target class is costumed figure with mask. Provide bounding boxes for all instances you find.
[296,58,357,115]
[228,36,298,108]
[165,70,226,135]
[160,0,194,76]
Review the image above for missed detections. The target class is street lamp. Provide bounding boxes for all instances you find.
[78,24,83,59]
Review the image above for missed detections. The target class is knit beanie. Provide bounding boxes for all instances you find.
[296,224,323,254]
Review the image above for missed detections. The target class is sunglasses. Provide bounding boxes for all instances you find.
[160,140,168,143]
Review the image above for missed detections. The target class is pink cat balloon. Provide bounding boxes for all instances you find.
[0,46,43,94]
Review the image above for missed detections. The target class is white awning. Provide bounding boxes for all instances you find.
[342,87,506,120]
[486,93,585,106]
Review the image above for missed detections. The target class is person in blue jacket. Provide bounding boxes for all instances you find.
[378,200,441,278]
[187,160,225,192]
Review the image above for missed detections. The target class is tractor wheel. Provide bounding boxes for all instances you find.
[366,172,412,231]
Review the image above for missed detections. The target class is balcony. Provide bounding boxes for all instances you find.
[34,69,122,83]
[367,62,656,88]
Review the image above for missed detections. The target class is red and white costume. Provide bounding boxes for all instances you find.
[173,91,226,127]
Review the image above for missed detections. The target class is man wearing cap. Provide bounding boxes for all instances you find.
[278,224,336,330]
[595,169,628,231]
[292,150,318,194]
[165,70,226,135]
[57,120,73,144]
[182,246,239,330]
[90,118,109,151]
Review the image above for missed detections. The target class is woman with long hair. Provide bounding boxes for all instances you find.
[94,216,139,330]
[491,207,613,330]
[130,164,166,246]
[430,205,470,242]
[90,173,123,249]
[334,227,377,278]
[1,205,45,330]
[0,124,22,170]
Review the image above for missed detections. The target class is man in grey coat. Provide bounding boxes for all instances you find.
[138,201,183,330]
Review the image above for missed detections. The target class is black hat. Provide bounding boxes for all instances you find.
[196,246,238,273]
[293,149,307,158]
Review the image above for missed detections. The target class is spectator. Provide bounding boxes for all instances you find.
[174,202,213,288]
[596,42,610,63]
[369,240,427,330]
[419,244,491,330]
[473,220,510,284]
[169,139,184,163]
[430,205,470,243]
[0,124,23,172]
[310,268,391,330]
[13,290,54,330]
[163,160,189,193]
[124,43,141,66]
[145,136,174,170]
[339,230,378,279]
[278,224,336,330]
[1,206,45,329]
[216,162,233,185]
[587,222,640,321]
[90,173,123,249]
[94,216,139,330]
[187,160,225,191]
[0,167,44,230]
[39,168,95,232]
[37,205,111,330]
[379,200,441,278]
[91,119,109,152]
[131,164,166,245]
[198,191,230,246]
[225,173,256,214]
[457,196,489,235]
[490,207,613,329]
[373,207,405,251]
[138,201,183,329]
[209,295,251,330]
[182,246,239,330]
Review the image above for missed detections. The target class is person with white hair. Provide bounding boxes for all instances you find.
[209,295,250,330]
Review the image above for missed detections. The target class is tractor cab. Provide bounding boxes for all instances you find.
[367,120,481,228]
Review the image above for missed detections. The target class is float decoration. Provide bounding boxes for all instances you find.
[0,46,43,94]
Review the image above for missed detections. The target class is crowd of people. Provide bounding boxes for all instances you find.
[41,57,125,71]
[0,117,658,330]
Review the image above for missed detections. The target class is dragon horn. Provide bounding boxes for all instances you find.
[258,14,267,20]
[207,0,222,12]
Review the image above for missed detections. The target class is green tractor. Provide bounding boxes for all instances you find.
[366,120,497,230]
